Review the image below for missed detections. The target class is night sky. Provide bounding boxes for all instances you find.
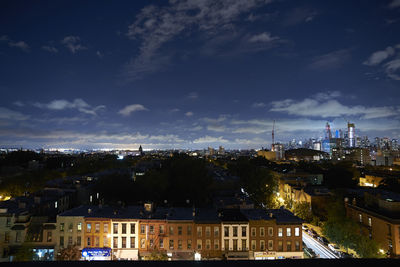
[0,0,399,150]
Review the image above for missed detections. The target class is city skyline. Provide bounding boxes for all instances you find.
[1,0,400,150]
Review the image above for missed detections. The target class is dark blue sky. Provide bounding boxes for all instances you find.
[1,0,399,150]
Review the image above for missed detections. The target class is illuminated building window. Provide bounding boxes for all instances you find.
[233,239,238,250]
[205,227,210,237]
[295,241,300,251]
[197,239,202,250]
[4,232,10,243]
[169,239,174,250]
[114,223,118,234]
[148,238,152,248]
[368,217,372,227]
[286,228,291,237]
[224,239,229,250]
[68,223,73,232]
[140,238,145,248]
[114,237,118,248]
[86,223,91,233]
[159,225,164,234]
[60,223,64,232]
[278,228,283,237]
[169,226,174,235]
[77,223,82,232]
[205,239,211,250]
[295,227,300,236]
[130,237,135,248]
[278,241,283,252]
[359,214,362,223]
[149,225,154,234]
[95,223,100,233]
[287,241,292,251]
[197,226,202,237]
[130,223,135,234]
[103,223,108,233]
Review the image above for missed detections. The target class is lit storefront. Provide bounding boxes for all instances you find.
[82,248,111,261]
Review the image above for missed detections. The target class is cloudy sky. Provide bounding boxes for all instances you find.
[0,0,400,150]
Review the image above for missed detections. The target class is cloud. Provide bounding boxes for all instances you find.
[282,7,318,26]
[169,108,180,113]
[118,104,148,116]
[187,92,198,99]
[248,32,279,43]
[252,102,266,108]
[389,0,400,8]
[42,45,58,53]
[309,49,351,70]
[13,101,25,107]
[385,59,400,80]
[314,91,341,101]
[0,35,9,41]
[61,36,87,54]
[34,98,105,115]
[363,46,395,66]
[123,0,272,81]
[270,94,398,119]
[0,107,29,120]
[8,41,30,52]
[193,135,229,144]
[185,111,194,117]
[96,51,103,58]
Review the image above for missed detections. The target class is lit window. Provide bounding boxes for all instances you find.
[104,223,108,233]
[130,223,135,234]
[149,225,154,234]
[368,217,372,227]
[197,226,202,237]
[205,227,210,237]
[286,228,291,237]
[86,223,91,233]
[359,214,362,223]
[295,227,300,236]
[130,237,135,248]
[278,228,283,237]
[95,223,100,233]
[197,239,202,250]
[77,223,82,232]
[251,240,256,250]
[214,227,219,237]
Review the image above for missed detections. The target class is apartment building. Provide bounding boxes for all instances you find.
[194,208,222,260]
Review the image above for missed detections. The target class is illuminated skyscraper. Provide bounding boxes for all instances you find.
[348,122,355,148]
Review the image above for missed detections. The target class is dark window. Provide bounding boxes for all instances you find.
[121,223,126,234]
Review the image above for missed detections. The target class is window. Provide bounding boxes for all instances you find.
[141,238,145,248]
[95,223,100,233]
[60,236,64,247]
[68,236,73,246]
[242,239,246,251]
[278,228,283,237]
[159,239,164,248]
[251,240,256,251]
[214,239,219,250]
[130,223,135,234]
[197,239,202,250]
[260,240,265,251]
[214,227,219,237]
[68,223,73,232]
[233,226,238,237]
[268,240,273,251]
[159,225,164,234]
[187,239,192,249]
[206,239,211,250]
[104,223,108,233]
[104,236,108,247]
[268,227,273,236]
[295,241,300,251]
[278,241,283,252]
[77,223,82,232]
[6,217,11,227]
[60,223,65,232]
[95,236,99,247]
[205,227,210,237]
[286,241,292,251]
[224,226,229,237]
[178,239,183,249]
[260,227,265,237]
[114,237,118,248]
[286,228,291,237]
[359,213,362,223]
[4,232,9,243]
[15,231,21,243]
[122,223,126,234]
[86,223,92,233]
[169,226,174,235]
[149,225,154,234]
[87,237,91,246]
[187,226,192,235]
[47,231,52,242]
[368,217,372,227]
[141,225,145,234]
[197,226,202,237]
[149,238,153,248]
[241,226,246,237]
[224,239,229,251]
[113,223,118,234]
[169,239,174,250]
[130,237,135,248]
[233,239,238,250]
[77,236,81,246]
[295,227,300,236]
[178,226,182,235]
[251,227,256,237]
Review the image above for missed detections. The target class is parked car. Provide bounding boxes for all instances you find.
[328,244,340,254]
[317,236,330,246]
[304,247,317,258]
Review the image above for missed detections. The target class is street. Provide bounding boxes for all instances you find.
[302,231,339,259]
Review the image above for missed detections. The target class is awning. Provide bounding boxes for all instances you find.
[116,249,138,260]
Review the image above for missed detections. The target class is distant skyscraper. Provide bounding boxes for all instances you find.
[348,122,355,147]
[325,122,332,140]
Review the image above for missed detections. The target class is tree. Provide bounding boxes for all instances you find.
[56,246,81,261]
[143,251,168,260]
[292,202,313,222]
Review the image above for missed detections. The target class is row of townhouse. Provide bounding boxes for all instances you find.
[55,203,303,261]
